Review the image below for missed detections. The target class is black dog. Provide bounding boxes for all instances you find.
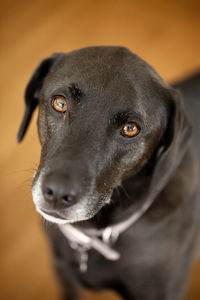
[18,46,200,300]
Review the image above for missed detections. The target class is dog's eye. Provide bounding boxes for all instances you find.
[121,122,140,137]
[52,96,68,112]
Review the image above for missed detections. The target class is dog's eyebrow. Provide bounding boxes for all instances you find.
[69,83,83,102]
[111,111,142,127]
[111,112,130,126]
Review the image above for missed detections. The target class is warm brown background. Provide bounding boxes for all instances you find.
[0,0,200,299]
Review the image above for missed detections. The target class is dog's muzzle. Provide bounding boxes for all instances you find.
[32,170,111,224]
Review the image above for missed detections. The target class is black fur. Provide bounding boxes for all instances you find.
[18,46,200,300]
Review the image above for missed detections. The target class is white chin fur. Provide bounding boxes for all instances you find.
[36,207,69,224]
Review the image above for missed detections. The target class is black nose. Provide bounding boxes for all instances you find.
[42,172,78,208]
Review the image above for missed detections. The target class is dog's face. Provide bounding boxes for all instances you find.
[18,47,191,224]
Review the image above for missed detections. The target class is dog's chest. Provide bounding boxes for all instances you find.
[63,244,119,287]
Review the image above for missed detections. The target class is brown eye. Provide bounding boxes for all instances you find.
[122,122,140,137]
[52,96,68,112]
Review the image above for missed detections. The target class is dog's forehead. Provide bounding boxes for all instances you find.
[54,46,141,75]
[43,47,169,117]
[47,47,165,88]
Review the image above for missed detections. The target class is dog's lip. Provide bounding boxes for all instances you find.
[36,205,99,225]
[40,209,66,220]
[36,207,69,224]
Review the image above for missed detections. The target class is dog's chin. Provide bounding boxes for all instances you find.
[35,201,110,225]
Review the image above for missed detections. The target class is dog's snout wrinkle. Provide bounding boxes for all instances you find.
[42,172,79,209]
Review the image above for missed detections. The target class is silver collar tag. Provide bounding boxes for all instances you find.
[68,240,90,273]
[58,224,120,273]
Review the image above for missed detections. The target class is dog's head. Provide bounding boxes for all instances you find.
[18,46,191,224]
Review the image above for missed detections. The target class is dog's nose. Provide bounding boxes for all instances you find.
[42,173,78,208]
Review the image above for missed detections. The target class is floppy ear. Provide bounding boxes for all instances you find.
[17,56,59,142]
[150,89,192,196]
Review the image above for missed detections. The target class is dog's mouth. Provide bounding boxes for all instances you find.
[41,209,66,219]
[36,201,110,225]
[36,207,70,224]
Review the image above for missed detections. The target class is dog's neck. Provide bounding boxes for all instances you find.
[57,163,156,264]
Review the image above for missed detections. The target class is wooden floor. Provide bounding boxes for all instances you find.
[0,0,200,299]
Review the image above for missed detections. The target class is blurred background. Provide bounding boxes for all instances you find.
[0,0,200,299]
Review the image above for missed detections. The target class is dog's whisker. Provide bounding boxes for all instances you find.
[118,184,131,200]
[5,167,37,177]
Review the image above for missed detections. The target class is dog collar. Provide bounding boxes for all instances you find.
[58,194,155,272]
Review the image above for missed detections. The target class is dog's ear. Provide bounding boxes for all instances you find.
[17,55,59,142]
[150,89,192,196]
